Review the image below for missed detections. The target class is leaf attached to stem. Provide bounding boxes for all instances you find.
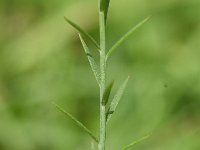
[64,17,100,50]
[52,102,99,143]
[106,17,150,59]
[79,34,101,86]
[122,133,152,150]
[106,76,130,122]
[102,80,114,105]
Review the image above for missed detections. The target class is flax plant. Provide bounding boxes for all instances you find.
[53,0,150,150]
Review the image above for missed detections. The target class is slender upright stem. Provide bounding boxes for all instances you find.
[98,9,106,150]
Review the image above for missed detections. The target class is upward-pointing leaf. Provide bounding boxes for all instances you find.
[122,133,151,150]
[102,80,114,106]
[64,17,100,50]
[106,76,130,122]
[52,102,99,143]
[106,16,150,59]
[104,0,110,24]
[79,34,101,86]
[99,0,111,24]
[100,0,105,11]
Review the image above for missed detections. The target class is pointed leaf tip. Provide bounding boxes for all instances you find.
[106,16,150,59]
[64,16,100,50]
[105,0,111,24]
[102,80,114,105]
[99,0,111,24]
[79,34,101,86]
[122,133,152,150]
[106,76,130,122]
[52,102,99,143]
[100,0,105,11]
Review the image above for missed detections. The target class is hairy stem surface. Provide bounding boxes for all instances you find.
[98,10,106,150]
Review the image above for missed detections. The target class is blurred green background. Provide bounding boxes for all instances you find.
[0,0,200,149]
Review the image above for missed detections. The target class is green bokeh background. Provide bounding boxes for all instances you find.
[0,0,200,149]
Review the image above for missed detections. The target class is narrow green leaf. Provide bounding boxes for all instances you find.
[106,76,130,122]
[122,133,151,150]
[104,0,110,24]
[52,102,99,143]
[106,17,150,59]
[99,0,105,11]
[64,17,100,50]
[102,80,114,105]
[99,0,110,24]
[79,34,101,86]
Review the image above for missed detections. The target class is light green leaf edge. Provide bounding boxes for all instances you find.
[64,17,100,50]
[122,133,152,150]
[102,80,114,105]
[106,76,129,122]
[79,34,101,86]
[106,16,150,59]
[52,102,99,143]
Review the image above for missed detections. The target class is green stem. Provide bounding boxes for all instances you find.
[98,10,106,150]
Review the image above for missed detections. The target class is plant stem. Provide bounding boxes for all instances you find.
[99,10,106,150]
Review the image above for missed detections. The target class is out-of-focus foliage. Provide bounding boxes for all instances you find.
[0,0,200,149]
